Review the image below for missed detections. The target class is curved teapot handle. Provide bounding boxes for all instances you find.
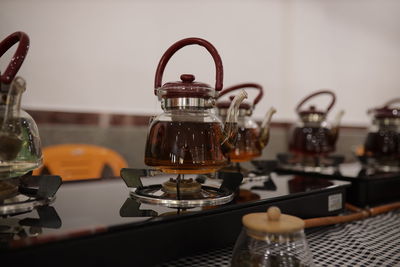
[383,97,400,108]
[0,31,30,85]
[296,90,336,113]
[154,37,223,94]
[218,83,263,106]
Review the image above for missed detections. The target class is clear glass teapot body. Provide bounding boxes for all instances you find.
[144,107,231,174]
[227,114,262,162]
[231,227,314,267]
[0,90,42,180]
[363,116,400,170]
[289,113,337,156]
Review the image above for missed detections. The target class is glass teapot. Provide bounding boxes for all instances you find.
[0,32,42,180]
[363,98,400,171]
[289,90,344,157]
[144,38,247,174]
[216,83,276,162]
[231,206,314,267]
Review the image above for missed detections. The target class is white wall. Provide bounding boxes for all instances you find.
[1,0,399,125]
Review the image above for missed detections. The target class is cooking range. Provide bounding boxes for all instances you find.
[1,166,349,266]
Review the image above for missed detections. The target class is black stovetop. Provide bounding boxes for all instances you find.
[1,168,351,266]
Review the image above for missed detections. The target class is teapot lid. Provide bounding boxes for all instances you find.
[243,206,305,234]
[296,90,336,116]
[298,105,326,116]
[154,38,223,100]
[371,98,400,119]
[158,74,215,99]
[216,83,263,111]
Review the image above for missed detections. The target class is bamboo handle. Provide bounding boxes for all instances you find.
[345,203,363,212]
[304,202,400,228]
[369,202,400,216]
[305,211,369,228]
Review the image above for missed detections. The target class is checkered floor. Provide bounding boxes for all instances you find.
[160,210,400,266]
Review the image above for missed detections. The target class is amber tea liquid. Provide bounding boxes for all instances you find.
[145,121,228,174]
[229,127,261,162]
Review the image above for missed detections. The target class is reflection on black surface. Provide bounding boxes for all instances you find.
[120,198,158,217]
[234,189,261,203]
[0,206,61,248]
[119,198,195,218]
[250,176,277,191]
[288,175,334,193]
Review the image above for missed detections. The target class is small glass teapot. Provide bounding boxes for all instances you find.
[216,83,276,162]
[231,206,314,267]
[363,98,400,171]
[144,38,247,174]
[289,90,344,157]
[0,32,42,179]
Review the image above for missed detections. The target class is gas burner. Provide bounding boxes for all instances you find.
[277,153,344,174]
[121,169,242,208]
[0,174,62,216]
[162,177,201,195]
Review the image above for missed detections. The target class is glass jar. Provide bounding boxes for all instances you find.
[231,207,314,267]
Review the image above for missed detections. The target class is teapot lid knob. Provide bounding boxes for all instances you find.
[180,74,195,83]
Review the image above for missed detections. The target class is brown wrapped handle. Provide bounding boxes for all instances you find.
[296,90,336,113]
[154,37,223,94]
[218,83,263,106]
[383,98,400,108]
[0,32,30,85]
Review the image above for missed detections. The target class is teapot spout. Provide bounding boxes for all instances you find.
[258,107,277,149]
[221,90,248,152]
[331,110,345,142]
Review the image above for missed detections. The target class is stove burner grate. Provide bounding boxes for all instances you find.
[0,174,62,216]
[121,168,242,208]
[131,184,233,208]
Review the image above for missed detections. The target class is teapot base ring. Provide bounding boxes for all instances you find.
[130,184,234,208]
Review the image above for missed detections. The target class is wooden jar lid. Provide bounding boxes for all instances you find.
[242,207,305,234]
